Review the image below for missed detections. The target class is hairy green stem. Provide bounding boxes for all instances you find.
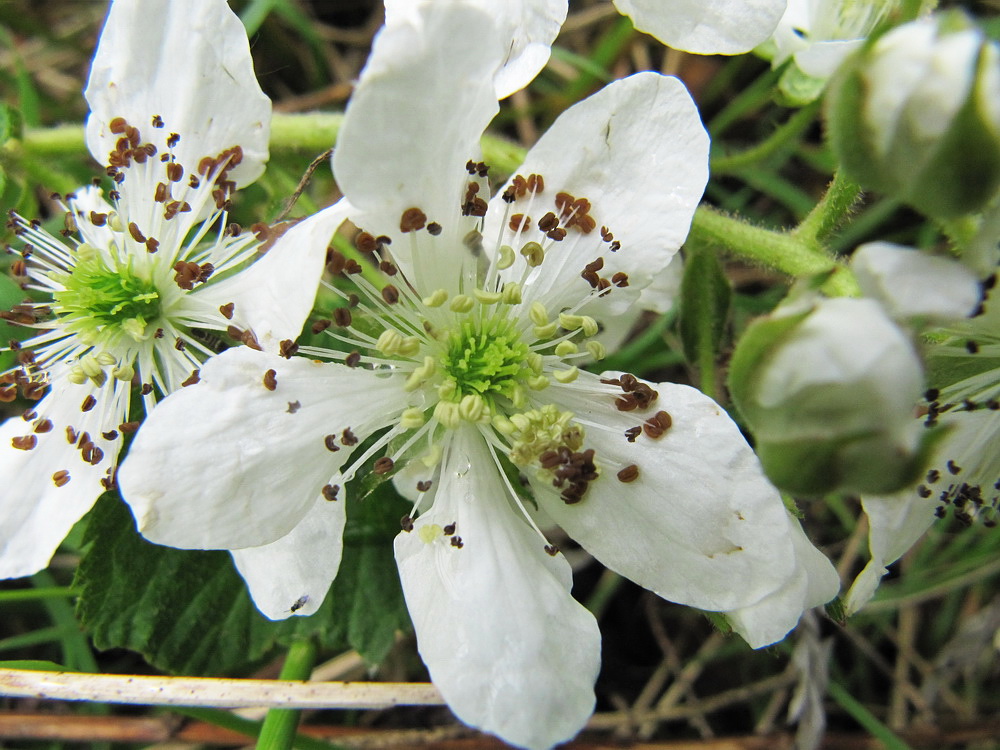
[688,206,859,297]
[794,170,863,246]
[256,638,318,750]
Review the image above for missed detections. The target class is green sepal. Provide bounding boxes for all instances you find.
[824,596,848,625]
[679,247,731,369]
[755,422,948,497]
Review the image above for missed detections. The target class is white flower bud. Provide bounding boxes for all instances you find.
[827,12,1000,218]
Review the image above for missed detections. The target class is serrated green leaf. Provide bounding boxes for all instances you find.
[678,248,731,368]
[74,482,411,675]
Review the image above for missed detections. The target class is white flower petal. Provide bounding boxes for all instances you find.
[84,0,270,187]
[851,242,982,325]
[0,382,115,578]
[395,429,600,750]
[727,514,840,648]
[383,0,566,99]
[192,201,351,353]
[333,2,502,245]
[794,39,863,79]
[613,0,787,55]
[487,73,708,315]
[118,347,408,550]
[540,373,804,613]
[231,497,346,620]
[845,407,1000,614]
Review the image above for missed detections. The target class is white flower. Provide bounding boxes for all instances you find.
[0,0,344,578]
[118,3,838,748]
[846,281,999,614]
[770,0,898,78]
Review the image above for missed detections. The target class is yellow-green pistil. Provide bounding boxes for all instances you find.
[440,314,531,408]
[54,248,160,340]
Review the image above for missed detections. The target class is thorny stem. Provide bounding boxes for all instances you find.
[256,639,317,750]
[8,114,860,293]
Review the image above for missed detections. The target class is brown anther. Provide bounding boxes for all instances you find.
[544,544,559,556]
[600,377,622,386]
[166,162,184,182]
[617,464,640,483]
[345,351,362,367]
[65,426,78,444]
[11,259,26,277]
[87,446,105,466]
[463,196,488,217]
[90,211,108,227]
[263,369,277,391]
[546,227,567,241]
[585,258,604,274]
[145,237,160,254]
[643,411,672,439]
[615,394,638,411]
[400,207,427,233]
[381,284,400,304]
[241,329,262,351]
[140,383,154,395]
[154,182,170,202]
[356,232,378,253]
[611,271,629,287]
[311,319,332,335]
[450,536,464,549]
[624,426,641,443]
[322,484,340,502]
[279,339,299,359]
[379,260,398,276]
[401,515,414,532]
[174,337,186,351]
[537,212,559,232]
[427,222,442,236]
[102,430,119,441]
[324,435,340,452]
[442,522,456,535]
[333,308,352,327]
[601,226,614,242]
[344,259,363,274]
[374,456,395,475]
[526,174,544,193]
[109,117,127,134]
[198,156,216,175]
[81,395,97,412]
[554,191,575,214]
[416,480,433,492]
[53,470,71,487]
[151,115,164,128]
[219,302,235,320]
[620,374,638,391]
[251,223,270,242]
[181,370,200,387]
[120,421,140,433]
[581,270,600,288]
[0,385,16,403]
[510,214,531,232]
[341,428,358,446]
[609,240,621,252]
[23,382,46,401]
[12,435,37,450]
[33,418,53,434]
[128,222,146,243]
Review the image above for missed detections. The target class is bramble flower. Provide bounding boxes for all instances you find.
[846,275,999,614]
[0,0,343,578]
[119,3,838,747]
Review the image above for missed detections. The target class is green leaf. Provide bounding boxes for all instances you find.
[74,485,411,675]
[0,659,72,672]
[678,247,731,376]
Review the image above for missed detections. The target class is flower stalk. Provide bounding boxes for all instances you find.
[255,638,317,750]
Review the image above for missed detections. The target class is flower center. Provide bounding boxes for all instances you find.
[54,247,160,338]
[440,314,530,406]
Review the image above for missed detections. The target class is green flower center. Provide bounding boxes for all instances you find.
[440,314,530,406]
[54,248,160,335]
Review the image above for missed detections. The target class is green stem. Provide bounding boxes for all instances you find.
[687,206,860,297]
[710,100,821,175]
[707,64,783,138]
[0,586,74,602]
[255,639,318,750]
[794,170,863,246]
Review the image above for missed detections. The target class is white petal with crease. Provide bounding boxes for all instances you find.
[540,372,798,612]
[486,73,708,316]
[0,381,114,578]
[395,428,600,750]
[84,0,270,186]
[613,0,786,55]
[232,496,347,620]
[193,201,350,353]
[118,347,408,550]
